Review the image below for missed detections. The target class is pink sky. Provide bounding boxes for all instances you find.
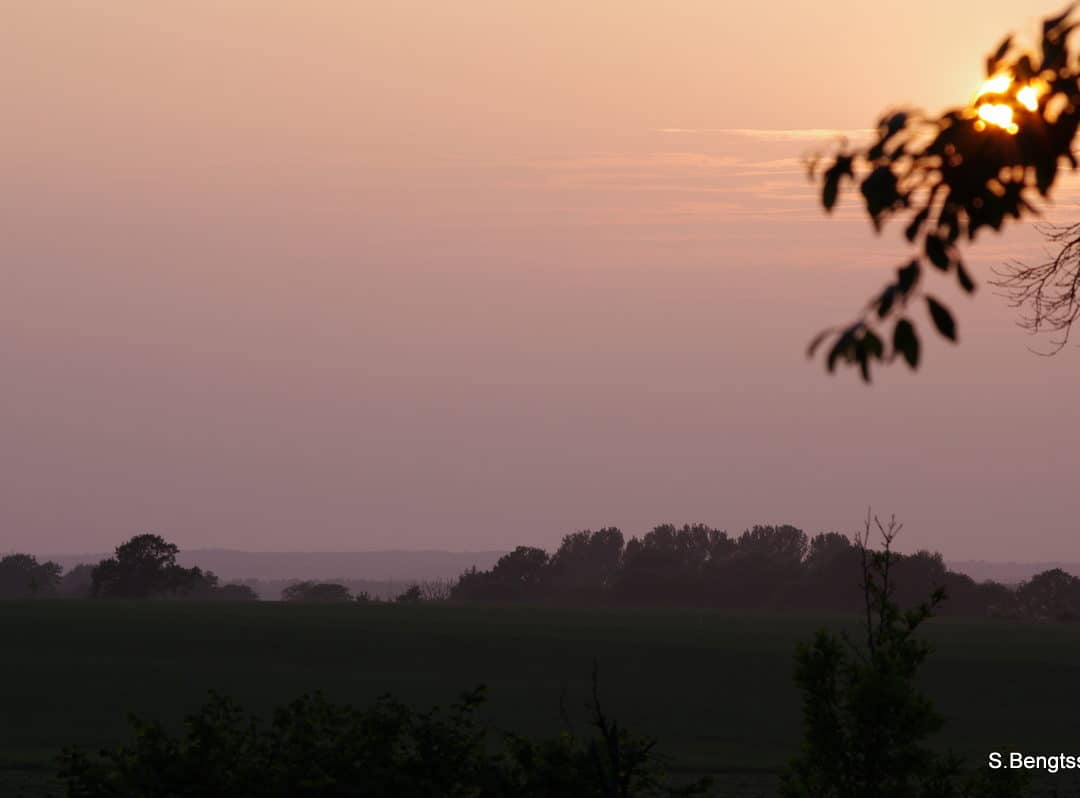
[4,2,1080,560]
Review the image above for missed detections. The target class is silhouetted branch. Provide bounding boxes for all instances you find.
[991,220,1080,352]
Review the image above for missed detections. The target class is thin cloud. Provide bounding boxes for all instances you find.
[654,127,871,142]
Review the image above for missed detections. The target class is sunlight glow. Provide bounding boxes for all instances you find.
[978,74,1013,96]
[977,103,1018,134]
[972,74,1044,135]
[1017,85,1040,112]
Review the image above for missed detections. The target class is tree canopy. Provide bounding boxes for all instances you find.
[810,6,1080,380]
[0,553,62,599]
[90,533,246,600]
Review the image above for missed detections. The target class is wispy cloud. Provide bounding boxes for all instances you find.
[653,127,872,143]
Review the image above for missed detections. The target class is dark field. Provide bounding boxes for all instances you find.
[3,601,1080,796]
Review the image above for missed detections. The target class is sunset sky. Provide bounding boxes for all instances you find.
[4,1,1080,560]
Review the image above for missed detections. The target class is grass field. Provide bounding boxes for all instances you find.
[3,601,1080,796]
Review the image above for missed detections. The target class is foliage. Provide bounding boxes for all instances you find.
[57,676,707,798]
[59,563,96,598]
[451,522,1031,618]
[281,581,353,603]
[781,513,1027,798]
[453,546,552,602]
[0,553,62,598]
[90,534,250,600]
[1009,567,1080,621]
[809,6,1080,379]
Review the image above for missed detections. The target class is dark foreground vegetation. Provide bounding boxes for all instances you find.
[58,674,707,798]
[4,598,1080,796]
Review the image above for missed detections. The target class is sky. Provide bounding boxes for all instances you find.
[3,1,1080,561]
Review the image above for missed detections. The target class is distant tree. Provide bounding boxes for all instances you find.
[616,524,718,605]
[418,579,454,601]
[1012,568,1080,621]
[547,528,625,600]
[782,513,1026,798]
[447,520,1072,620]
[395,584,423,603]
[452,546,550,602]
[720,525,809,608]
[0,553,62,598]
[808,7,1080,379]
[182,574,259,602]
[786,532,862,611]
[281,581,352,603]
[91,534,209,598]
[58,563,95,598]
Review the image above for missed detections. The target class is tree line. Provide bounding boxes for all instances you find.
[0,534,258,601]
[451,523,1080,622]
[6,524,1080,622]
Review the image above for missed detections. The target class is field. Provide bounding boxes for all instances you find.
[3,601,1080,796]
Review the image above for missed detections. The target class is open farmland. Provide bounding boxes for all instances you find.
[3,601,1079,796]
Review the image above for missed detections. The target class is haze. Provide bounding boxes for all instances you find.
[4,1,1078,561]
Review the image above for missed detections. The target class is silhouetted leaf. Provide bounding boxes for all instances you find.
[956,261,976,294]
[822,156,853,212]
[1036,153,1059,197]
[987,35,1012,76]
[861,166,901,228]
[877,286,896,318]
[905,208,930,242]
[897,260,920,295]
[925,235,951,270]
[893,319,919,369]
[1045,4,1077,36]
[926,296,957,341]
[863,330,884,358]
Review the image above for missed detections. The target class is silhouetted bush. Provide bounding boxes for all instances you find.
[782,514,1027,798]
[58,679,707,797]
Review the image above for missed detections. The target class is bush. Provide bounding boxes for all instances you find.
[58,674,707,797]
[782,513,1026,798]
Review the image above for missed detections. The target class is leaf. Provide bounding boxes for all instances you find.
[826,327,856,373]
[987,35,1012,75]
[1044,4,1077,37]
[926,296,957,341]
[892,319,919,369]
[925,235,951,271]
[897,260,921,295]
[956,261,976,294]
[822,156,854,212]
[1035,153,1059,197]
[877,286,896,318]
[863,330,884,359]
[861,166,901,228]
[858,350,871,383]
[905,208,930,243]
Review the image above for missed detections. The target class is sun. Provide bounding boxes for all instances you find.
[972,74,1044,134]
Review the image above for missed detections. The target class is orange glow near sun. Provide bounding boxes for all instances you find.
[973,74,1044,134]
